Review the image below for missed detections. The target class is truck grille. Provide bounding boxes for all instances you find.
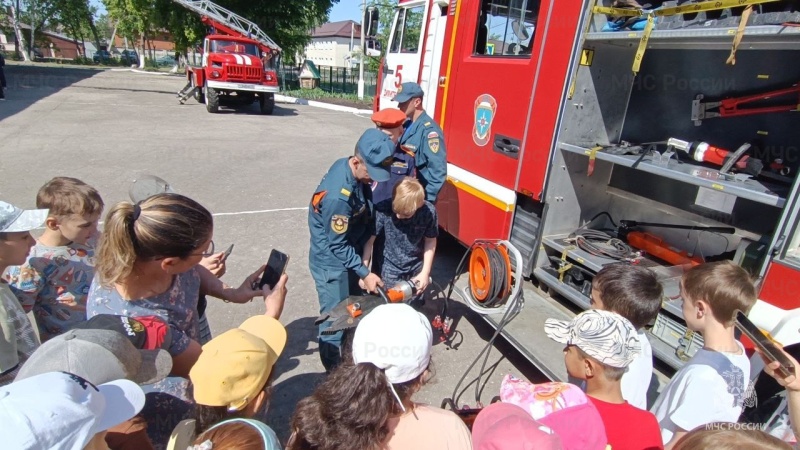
[226,65,262,82]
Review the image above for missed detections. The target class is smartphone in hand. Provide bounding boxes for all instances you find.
[258,249,290,290]
[735,310,796,378]
[222,244,234,261]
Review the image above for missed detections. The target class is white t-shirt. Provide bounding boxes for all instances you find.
[622,331,653,410]
[650,341,750,444]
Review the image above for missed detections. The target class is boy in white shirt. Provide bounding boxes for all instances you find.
[589,264,663,410]
[650,261,756,449]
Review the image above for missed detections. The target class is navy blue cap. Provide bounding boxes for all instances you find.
[356,129,394,182]
[392,82,424,103]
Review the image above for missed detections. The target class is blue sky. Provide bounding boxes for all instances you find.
[329,0,363,22]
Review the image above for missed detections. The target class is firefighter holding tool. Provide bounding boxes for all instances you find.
[308,128,393,371]
[393,82,447,203]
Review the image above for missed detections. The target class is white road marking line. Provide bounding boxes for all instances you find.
[212,207,307,217]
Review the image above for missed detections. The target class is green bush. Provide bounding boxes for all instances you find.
[281,88,374,104]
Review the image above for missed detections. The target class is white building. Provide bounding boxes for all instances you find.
[302,20,361,68]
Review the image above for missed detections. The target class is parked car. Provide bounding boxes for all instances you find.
[120,50,139,65]
[93,50,112,64]
[154,54,176,67]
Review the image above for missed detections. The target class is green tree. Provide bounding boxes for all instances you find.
[213,0,339,59]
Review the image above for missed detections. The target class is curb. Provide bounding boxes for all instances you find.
[274,94,372,115]
[111,68,181,76]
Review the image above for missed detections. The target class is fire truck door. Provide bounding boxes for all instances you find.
[379,3,428,110]
[440,0,543,192]
[742,169,800,351]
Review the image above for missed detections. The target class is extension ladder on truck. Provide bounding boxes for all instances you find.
[170,0,281,53]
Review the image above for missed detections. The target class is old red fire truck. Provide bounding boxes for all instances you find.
[174,0,281,114]
[375,0,800,385]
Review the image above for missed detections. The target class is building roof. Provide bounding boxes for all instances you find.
[311,20,361,39]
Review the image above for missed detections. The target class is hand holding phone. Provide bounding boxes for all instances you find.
[735,311,796,379]
[258,249,290,290]
[222,244,234,261]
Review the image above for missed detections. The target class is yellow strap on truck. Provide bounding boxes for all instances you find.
[568,0,599,100]
[727,4,754,65]
[593,0,781,18]
[592,0,782,73]
[632,14,655,74]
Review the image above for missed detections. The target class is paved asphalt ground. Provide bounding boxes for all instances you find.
[0,64,547,440]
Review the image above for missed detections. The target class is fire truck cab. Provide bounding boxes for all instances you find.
[187,34,279,114]
[377,0,800,383]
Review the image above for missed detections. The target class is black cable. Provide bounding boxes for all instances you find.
[587,211,618,229]
[447,244,523,408]
[571,229,636,261]
[450,287,521,408]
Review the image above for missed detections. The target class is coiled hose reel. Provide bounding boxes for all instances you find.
[451,240,524,315]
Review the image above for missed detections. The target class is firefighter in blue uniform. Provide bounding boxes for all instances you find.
[393,82,447,202]
[369,108,413,277]
[308,128,393,371]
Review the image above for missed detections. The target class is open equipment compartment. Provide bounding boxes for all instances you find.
[536,5,800,370]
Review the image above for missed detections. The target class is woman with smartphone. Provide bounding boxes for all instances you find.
[87,193,287,447]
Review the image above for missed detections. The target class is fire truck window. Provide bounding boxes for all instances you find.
[475,0,539,57]
[210,40,260,57]
[390,6,425,54]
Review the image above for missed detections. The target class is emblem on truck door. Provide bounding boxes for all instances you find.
[473,94,498,147]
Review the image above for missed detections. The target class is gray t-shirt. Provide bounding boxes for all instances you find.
[87,268,202,449]
[0,282,40,386]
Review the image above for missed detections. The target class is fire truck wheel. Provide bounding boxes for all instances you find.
[193,78,204,103]
[206,86,220,113]
[259,93,275,115]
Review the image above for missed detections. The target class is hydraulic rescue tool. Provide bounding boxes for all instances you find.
[667,138,764,176]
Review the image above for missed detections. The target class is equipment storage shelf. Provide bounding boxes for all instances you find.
[585,26,800,50]
[540,233,685,319]
[559,143,787,207]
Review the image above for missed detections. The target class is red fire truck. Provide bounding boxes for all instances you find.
[173,0,281,114]
[375,0,800,382]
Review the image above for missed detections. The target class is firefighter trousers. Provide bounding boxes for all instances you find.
[311,264,362,372]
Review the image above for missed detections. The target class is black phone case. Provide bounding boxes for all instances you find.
[735,312,796,376]
[259,251,288,289]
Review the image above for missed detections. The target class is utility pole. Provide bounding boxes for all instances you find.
[357,0,365,99]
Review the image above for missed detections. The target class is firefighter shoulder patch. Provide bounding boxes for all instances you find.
[428,135,441,154]
[331,215,349,234]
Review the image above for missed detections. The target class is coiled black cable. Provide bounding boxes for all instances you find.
[569,212,637,261]
[481,245,510,307]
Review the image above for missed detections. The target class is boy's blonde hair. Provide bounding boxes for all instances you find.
[682,261,757,326]
[36,177,104,218]
[392,177,425,217]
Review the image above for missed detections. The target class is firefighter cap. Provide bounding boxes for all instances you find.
[356,128,394,183]
[371,108,407,129]
[392,82,424,103]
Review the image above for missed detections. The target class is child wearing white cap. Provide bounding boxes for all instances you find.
[0,200,48,385]
[288,303,471,450]
[0,371,145,450]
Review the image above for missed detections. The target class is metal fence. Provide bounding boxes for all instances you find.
[278,62,378,95]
